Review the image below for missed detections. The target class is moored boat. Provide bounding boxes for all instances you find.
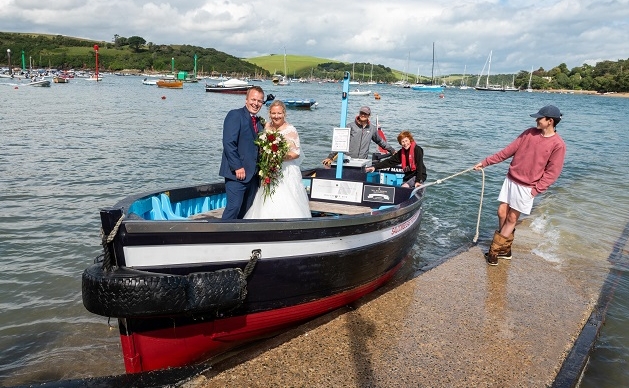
[156,79,184,89]
[265,96,318,109]
[53,76,70,84]
[348,89,371,96]
[26,79,51,87]
[205,78,252,94]
[81,72,424,374]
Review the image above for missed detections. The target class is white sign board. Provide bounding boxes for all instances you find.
[331,128,350,152]
[310,178,363,203]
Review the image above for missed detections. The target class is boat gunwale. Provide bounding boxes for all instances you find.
[106,182,423,234]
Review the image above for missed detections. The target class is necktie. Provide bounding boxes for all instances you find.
[251,116,258,133]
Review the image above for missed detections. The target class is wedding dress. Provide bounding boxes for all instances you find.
[244,125,312,219]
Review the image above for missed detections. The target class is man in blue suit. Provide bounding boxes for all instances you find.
[220,86,265,219]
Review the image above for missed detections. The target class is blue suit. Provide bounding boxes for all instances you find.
[219,106,262,219]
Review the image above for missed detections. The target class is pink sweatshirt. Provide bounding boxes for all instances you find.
[482,127,566,196]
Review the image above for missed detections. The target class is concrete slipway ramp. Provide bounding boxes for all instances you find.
[179,224,614,388]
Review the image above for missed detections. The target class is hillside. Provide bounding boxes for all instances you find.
[3,32,629,91]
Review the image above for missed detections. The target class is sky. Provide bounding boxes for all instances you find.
[1,0,629,76]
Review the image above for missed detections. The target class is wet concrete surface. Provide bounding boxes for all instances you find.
[182,229,602,388]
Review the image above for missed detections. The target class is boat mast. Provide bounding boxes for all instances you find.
[283,47,287,78]
[486,50,492,88]
[431,42,435,85]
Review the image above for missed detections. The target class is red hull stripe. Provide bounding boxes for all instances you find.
[120,260,404,373]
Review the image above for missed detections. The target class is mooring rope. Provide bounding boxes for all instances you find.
[243,249,261,279]
[100,214,125,270]
[416,166,486,243]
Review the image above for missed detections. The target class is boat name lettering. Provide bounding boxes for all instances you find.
[391,212,419,235]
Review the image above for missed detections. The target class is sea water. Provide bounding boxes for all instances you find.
[0,77,627,386]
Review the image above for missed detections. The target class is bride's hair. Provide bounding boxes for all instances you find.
[267,100,287,116]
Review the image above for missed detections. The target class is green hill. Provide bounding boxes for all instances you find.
[4,32,629,91]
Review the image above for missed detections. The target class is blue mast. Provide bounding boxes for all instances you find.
[336,71,351,179]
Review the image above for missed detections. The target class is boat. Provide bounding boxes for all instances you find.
[53,75,70,83]
[81,71,425,374]
[474,51,504,92]
[411,43,445,92]
[526,66,534,92]
[348,89,371,96]
[264,96,318,109]
[26,78,51,87]
[503,75,519,92]
[272,48,291,86]
[142,78,157,86]
[205,78,252,94]
[156,79,184,89]
[460,65,470,90]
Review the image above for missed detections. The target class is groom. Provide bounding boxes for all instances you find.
[220,86,265,219]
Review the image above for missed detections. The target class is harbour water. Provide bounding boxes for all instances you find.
[0,76,627,386]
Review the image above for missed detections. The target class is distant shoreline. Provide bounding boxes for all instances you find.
[543,89,629,98]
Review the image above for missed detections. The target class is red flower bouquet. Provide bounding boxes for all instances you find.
[255,131,290,200]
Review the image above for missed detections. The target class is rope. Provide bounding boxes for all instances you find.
[415,166,486,243]
[100,214,125,271]
[243,249,261,279]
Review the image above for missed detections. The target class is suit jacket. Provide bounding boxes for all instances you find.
[219,106,262,183]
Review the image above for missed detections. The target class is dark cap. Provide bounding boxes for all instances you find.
[530,105,562,119]
[359,106,371,115]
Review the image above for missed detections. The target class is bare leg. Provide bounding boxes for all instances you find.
[499,206,520,237]
[497,202,509,231]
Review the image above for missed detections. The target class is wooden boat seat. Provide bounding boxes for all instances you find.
[188,201,372,219]
[189,208,225,219]
[308,201,372,215]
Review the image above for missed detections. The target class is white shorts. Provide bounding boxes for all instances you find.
[497,177,534,215]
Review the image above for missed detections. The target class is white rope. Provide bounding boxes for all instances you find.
[416,166,485,243]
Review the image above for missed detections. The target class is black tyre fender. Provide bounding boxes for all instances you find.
[82,264,247,318]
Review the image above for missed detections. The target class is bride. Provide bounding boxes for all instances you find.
[244,100,312,219]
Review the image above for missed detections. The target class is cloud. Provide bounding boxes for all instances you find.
[1,0,628,75]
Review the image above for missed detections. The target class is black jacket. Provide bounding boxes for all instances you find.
[372,144,427,183]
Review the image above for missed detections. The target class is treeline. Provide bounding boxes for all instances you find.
[0,32,269,77]
[307,62,398,83]
[457,60,629,93]
[2,32,628,92]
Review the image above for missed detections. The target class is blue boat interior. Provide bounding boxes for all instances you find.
[129,193,228,221]
[127,171,407,221]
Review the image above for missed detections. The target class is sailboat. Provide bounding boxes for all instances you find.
[277,48,290,86]
[367,63,376,85]
[349,63,359,85]
[503,74,519,92]
[474,50,504,92]
[460,65,470,90]
[526,66,534,92]
[411,42,444,92]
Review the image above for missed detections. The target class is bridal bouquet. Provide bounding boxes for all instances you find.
[255,131,290,199]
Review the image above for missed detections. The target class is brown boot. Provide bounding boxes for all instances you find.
[497,231,514,260]
[484,231,509,266]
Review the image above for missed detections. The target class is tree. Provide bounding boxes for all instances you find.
[128,36,146,53]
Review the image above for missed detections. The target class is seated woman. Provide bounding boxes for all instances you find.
[365,130,427,188]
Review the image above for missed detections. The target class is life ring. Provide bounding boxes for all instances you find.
[82,263,247,318]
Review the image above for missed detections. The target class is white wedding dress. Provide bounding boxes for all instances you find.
[244,125,312,219]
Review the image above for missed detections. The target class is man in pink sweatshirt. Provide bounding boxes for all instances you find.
[473,105,567,266]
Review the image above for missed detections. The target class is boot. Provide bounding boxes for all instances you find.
[484,231,509,266]
[496,230,514,260]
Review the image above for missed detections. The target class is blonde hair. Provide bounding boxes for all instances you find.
[267,100,287,115]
